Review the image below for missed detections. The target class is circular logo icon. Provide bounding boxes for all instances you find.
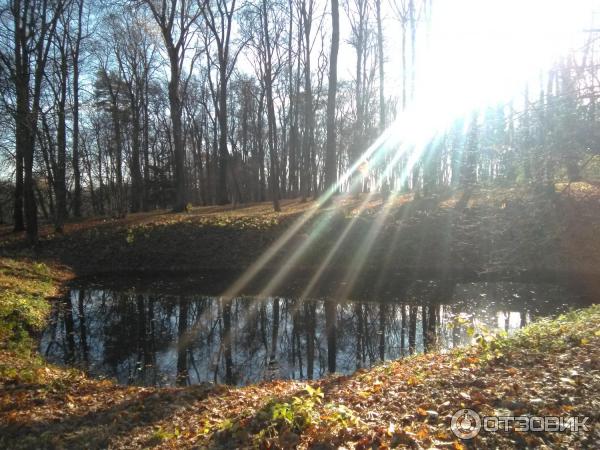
[451,409,481,439]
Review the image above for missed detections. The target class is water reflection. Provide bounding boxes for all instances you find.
[41,281,585,386]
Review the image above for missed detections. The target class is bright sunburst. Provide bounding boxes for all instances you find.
[417,0,596,117]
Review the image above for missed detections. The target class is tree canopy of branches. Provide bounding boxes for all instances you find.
[0,0,598,242]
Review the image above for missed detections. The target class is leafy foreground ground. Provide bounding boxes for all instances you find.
[1,255,599,450]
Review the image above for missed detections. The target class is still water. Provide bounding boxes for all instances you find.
[41,281,587,386]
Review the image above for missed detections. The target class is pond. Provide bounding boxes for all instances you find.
[40,280,589,387]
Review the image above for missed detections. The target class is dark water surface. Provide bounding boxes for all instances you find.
[41,280,588,386]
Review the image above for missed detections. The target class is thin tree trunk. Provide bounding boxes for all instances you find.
[55,36,68,232]
[13,104,25,232]
[71,0,83,218]
[168,49,187,211]
[300,0,314,201]
[324,0,339,193]
[376,0,385,132]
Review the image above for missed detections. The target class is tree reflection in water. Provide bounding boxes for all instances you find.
[41,281,586,386]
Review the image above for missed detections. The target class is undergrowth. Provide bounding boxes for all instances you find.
[0,258,59,381]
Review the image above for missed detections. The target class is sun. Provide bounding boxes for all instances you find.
[415,0,596,116]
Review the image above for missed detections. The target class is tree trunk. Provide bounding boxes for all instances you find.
[71,0,83,218]
[409,0,417,101]
[130,105,143,213]
[376,0,385,132]
[55,38,68,232]
[13,96,26,232]
[323,0,339,193]
[300,2,313,201]
[168,49,187,211]
[217,62,229,205]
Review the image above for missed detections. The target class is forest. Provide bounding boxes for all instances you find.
[0,0,599,449]
[0,0,597,240]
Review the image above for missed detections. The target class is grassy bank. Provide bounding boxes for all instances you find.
[0,258,67,353]
[0,258,598,448]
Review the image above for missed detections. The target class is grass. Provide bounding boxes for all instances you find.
[0,258,72,386]
[481,304,600,355]
[0,259,56,351]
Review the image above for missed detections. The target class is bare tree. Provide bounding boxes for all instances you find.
[112,9,159,212]
[243,0,287,211]
[201,0,246,205]
[139,0,201,211]
[0,0,69,242]
[345,0,371,194]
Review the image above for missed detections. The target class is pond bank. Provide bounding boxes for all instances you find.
[1,186,599,447]
[1,258,598,448]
